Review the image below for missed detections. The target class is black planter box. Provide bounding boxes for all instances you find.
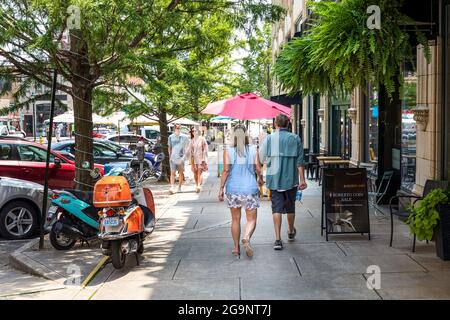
[436,204,450,261]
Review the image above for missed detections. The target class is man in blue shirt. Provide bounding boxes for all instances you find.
[168,124,189,194]
[259,114,307,250]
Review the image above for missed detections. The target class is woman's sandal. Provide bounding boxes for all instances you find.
[232,246,240,258]
[242,239,254,257]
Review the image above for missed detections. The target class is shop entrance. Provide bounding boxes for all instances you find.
[329,104,351,159]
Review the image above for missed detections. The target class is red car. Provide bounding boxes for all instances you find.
[0,138,104,190]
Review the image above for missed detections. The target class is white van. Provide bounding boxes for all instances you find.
[140,126,160,142]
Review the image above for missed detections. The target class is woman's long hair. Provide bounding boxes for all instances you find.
[232,124,249,157]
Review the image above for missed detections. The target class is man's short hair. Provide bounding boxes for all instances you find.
[175,124,182,129]
[275,113,290,128]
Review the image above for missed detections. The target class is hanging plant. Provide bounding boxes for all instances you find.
[273,0,430,97]
[406,189,450,241]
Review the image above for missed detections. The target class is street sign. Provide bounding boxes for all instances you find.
[321,168,371,241]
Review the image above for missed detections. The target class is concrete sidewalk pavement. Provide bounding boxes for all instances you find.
[87,158,450,300]
[2,179,175,300]
[4,155,450,299]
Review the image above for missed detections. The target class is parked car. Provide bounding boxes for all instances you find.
[95,139,134,156]
[140,127,160,144]
[0,177,53,239]
[97,138,164,177]
[93,128,116,139]
[52,140,135,165]
[0,138,104,189]
[105,133,153,151]
[0,125,26,138]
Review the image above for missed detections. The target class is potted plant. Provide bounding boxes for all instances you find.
[406,189,450,260]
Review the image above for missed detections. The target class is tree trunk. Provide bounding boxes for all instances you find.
[70,29,94,191]
[158,110,171,182]
[72,86,94,190]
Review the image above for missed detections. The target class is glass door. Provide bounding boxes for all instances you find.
[330,104,351,158]
[401,66,417,191]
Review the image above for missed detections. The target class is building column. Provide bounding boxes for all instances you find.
[319,95,328,153]
[414,41,443,194]
[350,87,365,166]
[302,96,309,149]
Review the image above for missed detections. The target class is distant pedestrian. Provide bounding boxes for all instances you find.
[189,127,208,193]
[168,124,189,194]
[259,114,307,251]
[45,125,50,141]
[218,124,264,258]
[55,123,62,142]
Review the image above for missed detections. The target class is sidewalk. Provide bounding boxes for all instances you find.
[5,156,450,299]
[2,180,174,300]
[88,157,450,300]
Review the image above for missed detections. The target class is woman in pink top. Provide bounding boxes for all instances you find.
[189,127,208,193]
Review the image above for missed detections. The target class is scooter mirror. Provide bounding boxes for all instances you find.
[82,161,90,169]
[90,167,101,179]
[155,153,165,163]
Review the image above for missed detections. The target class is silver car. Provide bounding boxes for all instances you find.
[0,177,52,240]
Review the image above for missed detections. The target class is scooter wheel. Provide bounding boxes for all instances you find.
[111,241,126,269]
[49,225,76,250]
[137,242,144,255]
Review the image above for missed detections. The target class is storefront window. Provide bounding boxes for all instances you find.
[308,94,320,153]
[445,1,450,180]
[367,86,379,162]
[329,94,351,158]
[401,71,417,191]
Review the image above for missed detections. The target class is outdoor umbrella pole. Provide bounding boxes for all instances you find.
[39,69,58,250]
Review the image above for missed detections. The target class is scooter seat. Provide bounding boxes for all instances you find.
[64,189,94,204]
[82,206,100,222]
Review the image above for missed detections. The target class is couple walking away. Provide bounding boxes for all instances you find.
[168,124,208,194]
[219,114,307,257]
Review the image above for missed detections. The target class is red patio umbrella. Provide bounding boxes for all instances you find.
[202,92,292,120]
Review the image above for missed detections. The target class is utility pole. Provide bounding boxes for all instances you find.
[39,70,58,250]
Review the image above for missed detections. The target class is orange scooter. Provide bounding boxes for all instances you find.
[94,170,155,269]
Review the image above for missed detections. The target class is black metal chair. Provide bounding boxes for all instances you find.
[358,162,378,192]
[305,153,318,181]
[315,152,330,184]
[368,170,393,216]
[303,149,312,180]
[389,180,449,252]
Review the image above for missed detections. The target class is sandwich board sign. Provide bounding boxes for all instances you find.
[321,168,371,241]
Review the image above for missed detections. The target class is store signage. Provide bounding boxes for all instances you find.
[321,168,371,241]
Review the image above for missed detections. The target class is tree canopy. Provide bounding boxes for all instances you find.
[0,0,283,188]
[235,22,273,98]
[273,0,430,98]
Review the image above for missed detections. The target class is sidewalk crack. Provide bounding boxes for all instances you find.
[406,254,429,273]
[361,273,384,300]
[335,242,348,256]
[238,277,242,300]
[290,257,303,277]
[171,259,182,280]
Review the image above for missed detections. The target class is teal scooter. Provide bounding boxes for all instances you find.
[48,166,131,250]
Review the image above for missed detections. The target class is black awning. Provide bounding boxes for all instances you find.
[270,92,302,107]
[401,0,439,39]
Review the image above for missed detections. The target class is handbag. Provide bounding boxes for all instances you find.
[201,139,208,171]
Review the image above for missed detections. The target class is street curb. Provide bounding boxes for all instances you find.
[7,190,174,288]
[8,238,67,286]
